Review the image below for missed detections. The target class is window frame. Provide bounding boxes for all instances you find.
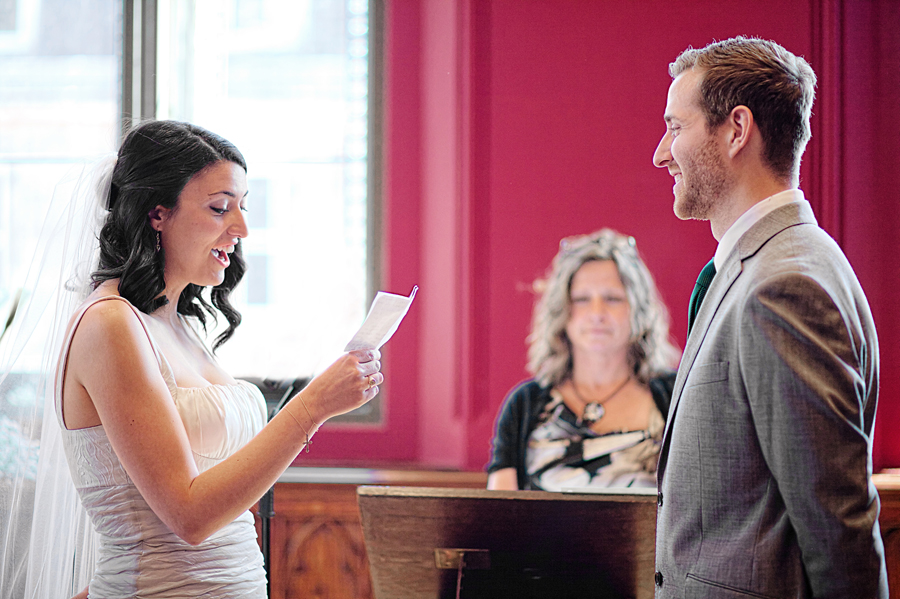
[120,0,385,426]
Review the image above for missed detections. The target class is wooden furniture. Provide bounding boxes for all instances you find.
[874,472,900,597]
[257,469,900,598]
[358,486,657,599]
[255,467,485,599]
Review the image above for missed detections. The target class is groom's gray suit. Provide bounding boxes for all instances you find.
[654,199,887,598]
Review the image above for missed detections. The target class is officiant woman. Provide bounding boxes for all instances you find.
[487,229,679,491]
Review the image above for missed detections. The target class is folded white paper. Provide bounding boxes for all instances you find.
[344,285,418,351]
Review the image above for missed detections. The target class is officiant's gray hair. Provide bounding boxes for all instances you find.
[527,228,680,388]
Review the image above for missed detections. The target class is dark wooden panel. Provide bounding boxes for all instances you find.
[255,469,486,598]
[358,487,657,599]
[272,484,371,599]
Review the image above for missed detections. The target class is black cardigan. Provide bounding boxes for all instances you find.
[486,373,677,490]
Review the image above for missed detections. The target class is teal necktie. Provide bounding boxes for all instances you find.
[687,258,716,336]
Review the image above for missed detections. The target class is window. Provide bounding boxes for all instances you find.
[1,0,382,424]
[0,0,120,360]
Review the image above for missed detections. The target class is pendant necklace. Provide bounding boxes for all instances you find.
[571,376,631,425]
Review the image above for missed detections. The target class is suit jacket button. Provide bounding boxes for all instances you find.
[657,492,663,507]
[655,571,664,587]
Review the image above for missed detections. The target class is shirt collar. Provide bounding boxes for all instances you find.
[714,189,805,271]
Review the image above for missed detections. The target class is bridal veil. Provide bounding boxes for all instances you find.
[0,156,115,598]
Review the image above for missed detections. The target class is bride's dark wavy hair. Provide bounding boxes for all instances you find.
[92,120,248,351]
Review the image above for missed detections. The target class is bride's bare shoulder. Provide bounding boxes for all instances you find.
[70,281,144,344]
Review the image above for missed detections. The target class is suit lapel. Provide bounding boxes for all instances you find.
[657,200,818,481]
[656,257,741,480]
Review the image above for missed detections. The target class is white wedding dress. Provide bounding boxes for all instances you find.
[55,296,268,598]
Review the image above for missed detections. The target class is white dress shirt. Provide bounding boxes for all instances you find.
[714,189,805,271]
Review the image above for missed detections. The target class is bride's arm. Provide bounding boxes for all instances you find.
[66,300,379,545]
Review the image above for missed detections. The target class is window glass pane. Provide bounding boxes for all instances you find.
[0,0,120,367]
[158,0,370,385]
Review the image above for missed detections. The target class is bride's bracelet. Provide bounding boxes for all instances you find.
[286,392,319,453]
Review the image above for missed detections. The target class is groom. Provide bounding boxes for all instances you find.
[651,37,887,598]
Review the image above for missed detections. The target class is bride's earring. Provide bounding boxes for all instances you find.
[156,231,161,253]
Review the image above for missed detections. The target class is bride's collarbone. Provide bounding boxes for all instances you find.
[143,317,234,388]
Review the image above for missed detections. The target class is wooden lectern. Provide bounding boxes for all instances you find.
[357,486,657,599]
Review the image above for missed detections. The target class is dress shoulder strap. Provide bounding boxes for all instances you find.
[54,295,164,429]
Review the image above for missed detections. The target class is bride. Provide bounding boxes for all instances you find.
[3,120,382,598]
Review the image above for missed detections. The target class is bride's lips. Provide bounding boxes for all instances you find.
[211,245,234,267]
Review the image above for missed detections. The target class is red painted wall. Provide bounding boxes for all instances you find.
[838,0,900,471]
[305,0,900,472]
